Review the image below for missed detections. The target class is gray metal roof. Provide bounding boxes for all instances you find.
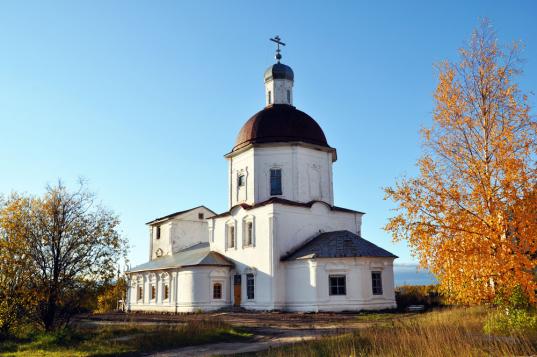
[282,230,398,261]
[128,243,233,273]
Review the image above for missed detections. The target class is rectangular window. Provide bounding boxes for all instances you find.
[329,275,346,296]
[137,286,143,301]
[372,271,383,295]
[198,212,204,220]
[270,169,282,196]
[151,285,156,300]
[246,274,255,300]
[164,285,169,300]
[156,226,161,240]
[238,174,245,187]
[228,225,235,249]
[213,283,222,299]
[287,89,291,103]
[246,222,253,246]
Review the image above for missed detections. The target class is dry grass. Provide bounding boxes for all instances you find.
[254,307,537,357]
[0,319,251,356]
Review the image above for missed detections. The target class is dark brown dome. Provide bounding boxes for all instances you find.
[233,104,330,152]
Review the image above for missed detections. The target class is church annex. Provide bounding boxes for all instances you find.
[125,38,397,313]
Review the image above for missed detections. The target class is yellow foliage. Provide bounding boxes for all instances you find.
[385,20,537,305]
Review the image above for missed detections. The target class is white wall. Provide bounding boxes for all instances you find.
[284,257,396,312]
[228,145,334,208]
[209,201,366,311]
[209,204,277,310]
[148,207,213,260]
[228,149,255,208]
[127,266,231,313]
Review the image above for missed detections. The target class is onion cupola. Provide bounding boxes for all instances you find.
[228,36,336,162]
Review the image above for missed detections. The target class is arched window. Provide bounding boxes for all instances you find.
[164,284,169,300]
[243,219,254,247]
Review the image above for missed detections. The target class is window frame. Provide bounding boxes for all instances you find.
[371,271,383,295]
[213,282,222,300]
[329,275,347,296]
[270,168,282,196]
[246,273,255,300]
[226,223,236,250]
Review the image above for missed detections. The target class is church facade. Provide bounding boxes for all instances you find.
[125,42,397,313]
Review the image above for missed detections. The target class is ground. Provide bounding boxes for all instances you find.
[2,308,536,356]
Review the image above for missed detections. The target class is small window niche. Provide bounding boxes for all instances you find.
[238,174,245,188]
[164,284,169,300]
[198,212,204,220]
[287,89,291,103]
[137,286,143,301]
[156,226,161,240]
[268,90,272,105]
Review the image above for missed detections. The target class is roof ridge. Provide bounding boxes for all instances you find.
[146,205,216,225]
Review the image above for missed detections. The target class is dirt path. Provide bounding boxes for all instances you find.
[75,311,414,356]
[145,327,346,357]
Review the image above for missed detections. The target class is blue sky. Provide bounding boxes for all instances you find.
[1,1,535,266]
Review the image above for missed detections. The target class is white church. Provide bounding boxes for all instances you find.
[126,38,397,313]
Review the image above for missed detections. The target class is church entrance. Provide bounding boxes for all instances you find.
[233,274,241,306]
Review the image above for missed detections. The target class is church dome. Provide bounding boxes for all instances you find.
[264,63,294,82]
[232,104,330,152]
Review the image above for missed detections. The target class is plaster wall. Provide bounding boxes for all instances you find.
[149,207,213,260]
[127,266,230,313]
[284,257,396,312]
[209,204,276,310]
[270,202,363,306]
[228,146,334,208]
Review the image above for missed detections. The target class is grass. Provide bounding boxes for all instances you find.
[0,319,252,356]
[246,307,537,357]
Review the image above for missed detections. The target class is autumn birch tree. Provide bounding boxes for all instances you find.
[385,21,537,305]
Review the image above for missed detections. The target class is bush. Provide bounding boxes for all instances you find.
[395,285,445,310]
[484,308,537,334]
[483,286,537,335]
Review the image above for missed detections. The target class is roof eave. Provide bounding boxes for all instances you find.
[225,142,337,162]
